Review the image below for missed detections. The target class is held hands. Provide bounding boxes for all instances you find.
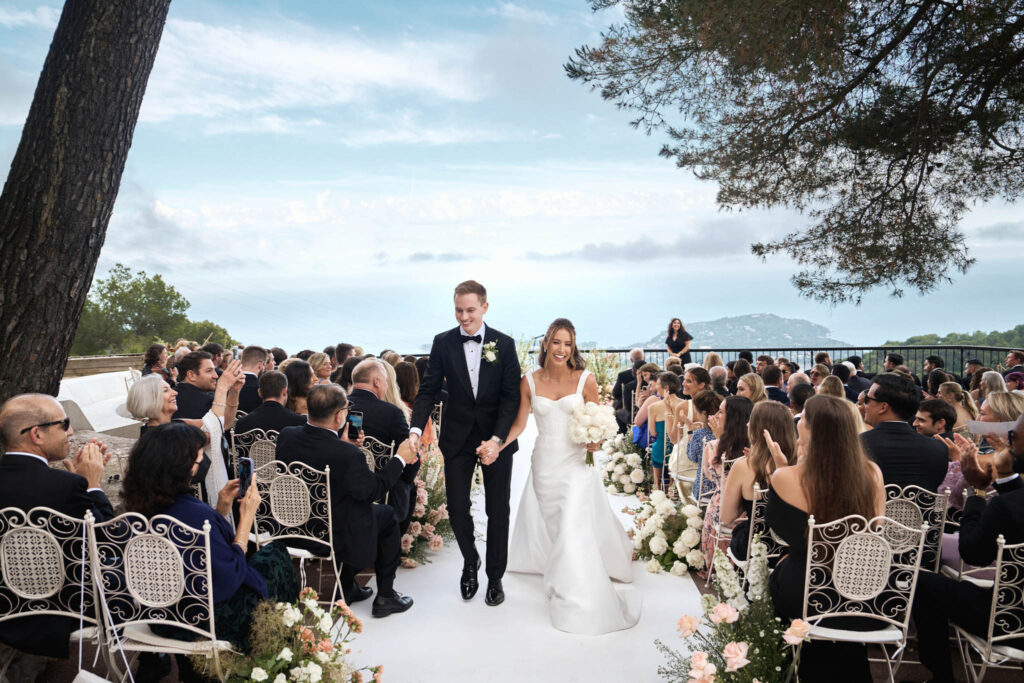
[408,432,420,454]
[476,440,499,466]
[397,439,420,465]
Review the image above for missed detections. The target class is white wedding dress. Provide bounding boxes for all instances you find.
[508,370,642,634]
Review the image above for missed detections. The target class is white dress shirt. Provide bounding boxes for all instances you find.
[462,321,486,399]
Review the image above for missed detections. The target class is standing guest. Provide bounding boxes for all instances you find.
[323,346,336,366]
[295,350,315,361]
[813,351,833,368]
[961,358,983,391]
[0,394,115,669]
[665,318,693,364]
[142,343,175,387]
[738,351,754,363]
[709,365,729,397]
[831,363,862,402]
[122,422,298,652]
[762,365,790,405]
[767,395,885,680]
[270,347,288,367]
[330,344,355,382]
[755,355,773,374]
[686,390,722,501]
[337,355,362,393]
[883,352,904,372]
[647,372,683,492]
[173,351,217,420]
[276,384,419,615]
[1003,349,1024,376]
[844,357,872,391]
[937,380,978,431]
[702,351,723,371]
[700,396,754,572]
[860,373,949,491]
[977,370,1007,404]
[308,352,333,386]
[234,371,307,434]
[264,349,276,373]
[736,372,767,404]
[201,342,225,377]
[237,345,267,413]
[284,360,314,416]
[808,363,830,389]
[613,353,643,412]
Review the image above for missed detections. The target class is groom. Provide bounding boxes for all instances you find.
[409,280,521,606]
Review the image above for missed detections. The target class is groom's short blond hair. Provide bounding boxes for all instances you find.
[454,280,487,303]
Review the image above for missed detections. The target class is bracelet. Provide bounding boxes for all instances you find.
[212,401,226,407]
[234,540,246,551]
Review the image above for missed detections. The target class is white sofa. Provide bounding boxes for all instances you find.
[57,369,142,439]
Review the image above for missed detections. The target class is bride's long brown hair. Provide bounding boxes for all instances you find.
[538,318,587,371]
[802,395,877,523]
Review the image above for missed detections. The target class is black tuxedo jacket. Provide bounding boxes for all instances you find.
[234,400,306,435]
[238,373,261,413]
[765,386,790,406]
[348,388,419,486]
[0,453,114,658]
[860,421,949,491]
[1004,364,1024,377]
[612,368,634,410]
[959,476,1024,566]
[275,424,403,568]
[172,381,214,419]
[411,326,521,457]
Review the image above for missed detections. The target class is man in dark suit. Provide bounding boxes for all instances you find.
[0,393,115,662]
[830,363,861,402]
[860,372,949,491]
[1002,349,1024,377]
[614,358,645,429]
[409,280,521,607]
[348,359,419,533]
[762,365,790,406]
[237,344,266,413]
[913,398,957,440]
[911,437,1024,682]
[234,371,306,434]
[172,350,217,419]
[612,350,644,410]
[276,384,419,616]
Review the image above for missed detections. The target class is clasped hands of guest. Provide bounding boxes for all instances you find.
[63,438,112,488]
[937,432,1015,489]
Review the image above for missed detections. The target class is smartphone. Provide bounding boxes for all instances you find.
[237,457,253,499]
[347,411,363,441]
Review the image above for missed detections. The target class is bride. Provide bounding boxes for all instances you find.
[505,318,641,634]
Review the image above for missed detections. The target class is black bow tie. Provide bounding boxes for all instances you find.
[462,334,482,344]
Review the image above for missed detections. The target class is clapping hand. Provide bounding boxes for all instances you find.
[763,429,787,464]
[956,433,995,489]
[65,440,107,489]
[222,359,245,392]
[708,413,723,438]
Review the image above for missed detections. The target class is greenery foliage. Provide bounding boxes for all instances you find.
[567,0,1024,303]
[70,264,236,355]
[886,324,1024,350]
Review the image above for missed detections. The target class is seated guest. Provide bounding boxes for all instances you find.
[0,393,114,664]
[709,365,729,397]
[979,390,1024,425]
[414,356,429,382]
[395,361,435,452]
[1005,371,1024,392]
[912,434,1024,682]
[172,351,217,419]
[722,401,795,560]
[788,382,815,427]
[830,363,861,402]
[937,380,977,432]
[633,362,660,406]
[234,371,307,434]
[330,343,356,383]
[701,396,754,571]
[925,368,952,398]
[960,358,982,391]
[860,372,949,490]
[337,355,362,393]
[648,372,683,492]
[816,374,845,398]
[284,360,314,416]
[768,394,885,680]
[845,356,873,390]
[380,350,402,367]
[702,351,723,371]
[977,369,1008,404]
[348,359,420,531]
[665,357,684,377]
[1003,349,1024,376]
[762,365,790,405]
[914,398,956,439]
[296,349,315,361]
[237,344,267,413]
[686,390,722,501]
[738,350,754,363]
[735,372,767,404]
[122,422,297,652]
[276,384,419,614]
[808,363,830,389]
[308,352,333,386]
[142,342,174,387]
[382,360,412,421]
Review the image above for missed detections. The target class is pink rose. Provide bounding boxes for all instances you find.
[723,641,750,672]
[677,614,701,638]
[709,602,739,624]
[400,556,418,568]
[413,503,427,517]
[423,523,435,536]
[408,521,422,537]
[416,488,429,505]
[428,509,440,524]
[783,618,812,645]
[689,651,716,679]
[415,479,426,490]
[428,534,443,551]
[400,534,414,553]
[437,504,449,520]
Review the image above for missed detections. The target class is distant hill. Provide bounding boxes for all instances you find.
[636,313,850,349]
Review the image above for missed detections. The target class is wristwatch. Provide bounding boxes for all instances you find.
[491,436,504,446]
[965,487,987,499]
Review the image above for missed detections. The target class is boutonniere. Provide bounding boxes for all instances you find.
[482,341,499,364]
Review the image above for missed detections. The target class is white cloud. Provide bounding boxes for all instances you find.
[492,3,557,26]
[0,7,59,29]
[141,18,489,123]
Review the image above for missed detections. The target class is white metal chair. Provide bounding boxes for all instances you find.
[954,536,1024,681]
[230,428,279,482]
[360,435,396,472]
[790,514,928,683]
[430,401,443,441]
[0,507,104,681]
[703,455,741,587]
[251,460,341,607]
[882,484,949,572]
[939,489,999,587]
[88,512,233,682]
[727,483,789,571]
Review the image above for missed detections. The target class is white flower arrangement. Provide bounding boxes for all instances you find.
[599,433,651,493]
[482,341,498,363]
[631,495,704,574]
[567,401,619,465]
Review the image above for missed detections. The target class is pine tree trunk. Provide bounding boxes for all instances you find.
[0,0,171,403]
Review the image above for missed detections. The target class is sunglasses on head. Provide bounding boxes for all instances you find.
[19,417,71,435]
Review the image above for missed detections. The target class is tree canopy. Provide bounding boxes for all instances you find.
[567,0,1024,303]
[71,264,235,355]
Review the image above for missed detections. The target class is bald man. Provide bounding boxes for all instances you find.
[0,393,115,662]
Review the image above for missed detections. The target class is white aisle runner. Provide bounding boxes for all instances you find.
[347,419,704,682]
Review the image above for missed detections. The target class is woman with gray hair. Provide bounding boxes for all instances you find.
[975,370,1007,405]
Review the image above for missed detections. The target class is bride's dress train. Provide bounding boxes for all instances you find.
[508,370,641,634]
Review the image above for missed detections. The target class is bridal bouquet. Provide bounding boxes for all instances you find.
[601,433,651,494]
[568,401,618,465]
[630,490,705,574]
[655,539,795,682]
[192,587,382,682]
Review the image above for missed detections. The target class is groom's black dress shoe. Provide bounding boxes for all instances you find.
[372,590,413,617]
[461,557,481,600]
[485,579,505,606]
[344,585,373,604]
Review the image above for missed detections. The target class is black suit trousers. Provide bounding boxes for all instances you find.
[339,503,401,598]
[444,425,513,580]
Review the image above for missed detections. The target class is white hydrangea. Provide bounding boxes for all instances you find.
[623,483,637,494]
[686,516,703,529]
[650,490,668,505]
[649,535,668,555]
[607,484,618,494]
[671,561,687,576]
[672,539,687,557]
[629,469,645,484]
[619,474,631,485]
[681,527,701,549]
[626,453,642,467]
[646,558,662,573]
[613,464,626,475]
[635,506,651,522]
[681,504,700,518]
[633,534,643,550]
[686,548,705,570]
[655,500,676,517]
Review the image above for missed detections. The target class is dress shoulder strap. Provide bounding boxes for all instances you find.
[525,371,537,398]
[575,369,590,396]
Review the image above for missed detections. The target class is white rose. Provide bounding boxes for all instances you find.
[306,662,323,683]
[619,474,630,485]
[649,535,668,555]
[289,667,307,682]
[646,558,662,573]
[273,675,286,683]
[629,469,645,484]
[687,516,703,529]
[623,483,637,494]
[673,540,687,557]
[650,490,667,504]
[626,453,642,467]
[607,484,618,494]
[278,646,293,662]
[604,461,616,472]
[316,652,330,664]
[671,561,687,576]
[633,535,643,550]
[250,667,268,682]
[613,464,626,475]
[681,527,701,548]
[686,548,705,569]
[681,504,700,518]
[635,506,651,521]
[319,614,333,633]
[655,500,676,517]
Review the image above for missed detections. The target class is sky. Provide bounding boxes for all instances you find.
[1,1,1021,353]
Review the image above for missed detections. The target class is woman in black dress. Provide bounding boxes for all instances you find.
[665,318,693,365]
[766,395,885,681]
